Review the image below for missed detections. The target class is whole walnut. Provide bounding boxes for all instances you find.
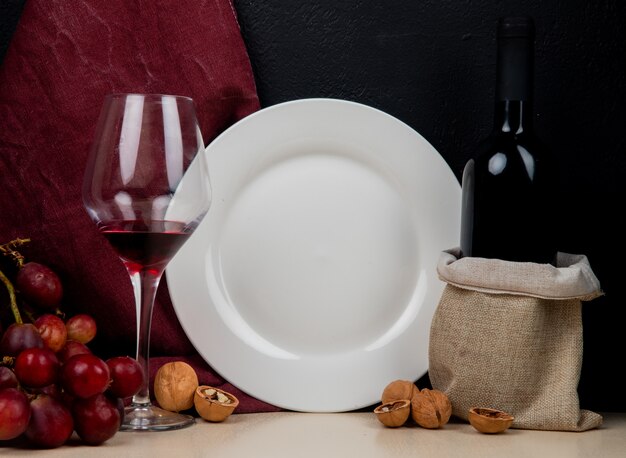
[381,379,416,404]
[411,388,452,429]
[153,361,199,412]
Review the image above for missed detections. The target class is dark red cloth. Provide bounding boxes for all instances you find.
[0,0,279,413]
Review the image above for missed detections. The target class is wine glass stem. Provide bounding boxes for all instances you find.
[127,267,164,406]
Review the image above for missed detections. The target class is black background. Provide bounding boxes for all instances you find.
[2,1,625,412]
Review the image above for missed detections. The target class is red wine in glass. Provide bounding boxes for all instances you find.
[100,221,191,274]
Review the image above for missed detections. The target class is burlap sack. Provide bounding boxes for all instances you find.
[429,249,603,431]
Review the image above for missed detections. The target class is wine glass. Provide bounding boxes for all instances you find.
[82,93,211,430]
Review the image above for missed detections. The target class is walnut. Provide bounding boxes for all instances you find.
[381,379,416,404]
[194,385,239,422]
[153,361,199,412]
[374,400,411,427]
[410,388,452,429]
[468,407,514,433]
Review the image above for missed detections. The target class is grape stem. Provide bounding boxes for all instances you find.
[0,269,23,324]
[0,237,31,268]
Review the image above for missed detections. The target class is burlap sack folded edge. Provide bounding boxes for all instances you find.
[437,248,603,301]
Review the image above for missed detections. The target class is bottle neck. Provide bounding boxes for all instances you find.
[495,18,534,134]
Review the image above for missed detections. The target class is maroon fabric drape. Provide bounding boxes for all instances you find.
[0,0,279,413]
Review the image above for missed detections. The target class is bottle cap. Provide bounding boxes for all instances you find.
[498,16,534,38]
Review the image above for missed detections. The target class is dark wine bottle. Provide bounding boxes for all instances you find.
[460,16,557,264]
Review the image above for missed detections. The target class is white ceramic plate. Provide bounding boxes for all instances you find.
[167,98,461,412]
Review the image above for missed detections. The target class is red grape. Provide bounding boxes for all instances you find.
[0,366,18,390]
[14,347,60,388]
[60,353,110,398]
[65,314,97,344]
[24,394,74,448]
[0,388,31,440]
[109,394,125,428]
[72,393,121,445]
[34,314,67,352]
[57,339,91,363]
[0,323,44,356]
[0,264,133,448]
[106,356,144,398]
[15,262,63,310]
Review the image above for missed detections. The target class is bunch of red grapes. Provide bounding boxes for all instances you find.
[0,239,143,448]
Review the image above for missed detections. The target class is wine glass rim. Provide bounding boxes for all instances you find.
[105,93,194,102]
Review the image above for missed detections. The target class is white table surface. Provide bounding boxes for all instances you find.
[2,411,625,457]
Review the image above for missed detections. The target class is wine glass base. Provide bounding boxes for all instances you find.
[120,403,195,431]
